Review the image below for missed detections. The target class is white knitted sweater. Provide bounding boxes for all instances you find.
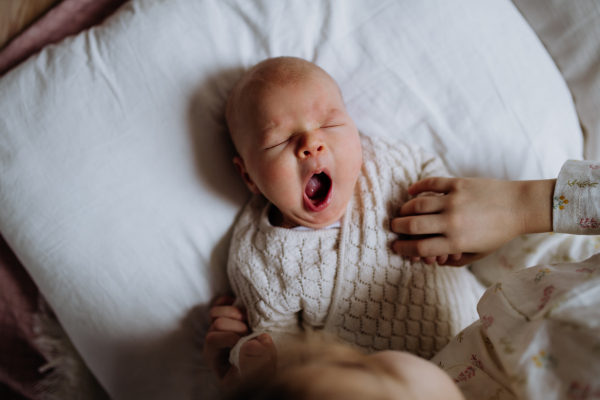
[228,136,484,367]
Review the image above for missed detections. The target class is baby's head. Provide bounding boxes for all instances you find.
[225,337,465,400]
[226,57,362,229]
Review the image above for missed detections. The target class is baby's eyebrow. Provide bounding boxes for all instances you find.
[260,121,280,135]
[323,108,342,119]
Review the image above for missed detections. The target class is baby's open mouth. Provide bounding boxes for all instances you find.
[304,172,332,211]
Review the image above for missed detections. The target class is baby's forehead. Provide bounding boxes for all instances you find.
[226,58,340,147]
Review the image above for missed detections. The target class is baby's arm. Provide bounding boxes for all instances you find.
[204,296,277,384]
[391,177,555,266]
[228,273,302,375]
[203,296,248,385]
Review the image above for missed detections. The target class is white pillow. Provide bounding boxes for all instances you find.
[511,0,600,161]
[0,0,583,399]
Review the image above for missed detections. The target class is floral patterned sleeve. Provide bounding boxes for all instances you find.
[553,160,600,234]
[433,255,600,400]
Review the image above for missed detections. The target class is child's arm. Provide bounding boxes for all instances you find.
[391,177,556,266]
[410,147,464,265]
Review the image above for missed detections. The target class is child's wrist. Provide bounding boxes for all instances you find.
[515,179,555,235]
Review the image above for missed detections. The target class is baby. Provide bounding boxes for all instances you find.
[221,56,485,374]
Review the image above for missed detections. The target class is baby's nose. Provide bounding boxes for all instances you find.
[297,132,324,159]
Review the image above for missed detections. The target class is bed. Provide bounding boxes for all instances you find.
[0,0,599,399]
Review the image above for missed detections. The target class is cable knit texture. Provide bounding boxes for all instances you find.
[228,136,484,368]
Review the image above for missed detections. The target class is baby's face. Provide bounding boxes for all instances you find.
[233,70,362,229]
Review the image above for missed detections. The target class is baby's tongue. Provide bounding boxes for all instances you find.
[305,175,322,199]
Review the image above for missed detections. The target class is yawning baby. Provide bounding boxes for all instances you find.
[224,56,485,374]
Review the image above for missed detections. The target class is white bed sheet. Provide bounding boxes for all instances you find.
[0,0,584,399]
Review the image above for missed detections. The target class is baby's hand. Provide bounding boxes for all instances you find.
[239,333,277,379]
[391,177,554,266]
[203,296,248,386]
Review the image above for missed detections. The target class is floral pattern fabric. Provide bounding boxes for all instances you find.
[554,160,600,234]
[432,160,600,399]
[433,256,600,400]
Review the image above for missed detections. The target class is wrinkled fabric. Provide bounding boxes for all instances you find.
[0,0,583,399]
[433,159,600,399]
[434,257,600,400]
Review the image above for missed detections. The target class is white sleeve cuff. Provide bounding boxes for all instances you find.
[228,331,263,371]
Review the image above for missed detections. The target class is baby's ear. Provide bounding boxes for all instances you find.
[233,156,261,194]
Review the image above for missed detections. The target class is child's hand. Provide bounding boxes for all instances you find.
[408,253,463,266]
[391,177,555,266]
[239,333,277,379]
[203,296,248,386]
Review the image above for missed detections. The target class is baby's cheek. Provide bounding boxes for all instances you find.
[263,164,300,206]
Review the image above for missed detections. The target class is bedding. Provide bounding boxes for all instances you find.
[0,1,129,399]
[433,254,600,400]
[0,0,130,76]
[0,235,46,400]
[510,0,600,161]
[470,0,600,289]
[0,0,587,399]
[0,0,59,50]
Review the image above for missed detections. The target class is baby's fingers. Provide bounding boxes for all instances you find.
[241,334,275,357]
[204,331,242,379]
[204,331,242,357]
[240,334,277,378]
[210,317,249,335]
[211,295,236,308]
[209,306,246,324]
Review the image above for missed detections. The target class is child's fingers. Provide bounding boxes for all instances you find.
[450,253,462,261]
[408,177,455,196]
[399,196,446,217]
[209,306,246,324]
[436,253,482,267]
[436,254,449,265]
[391,215,445,236]
[210,317,249,335]
[392,236,453,258]
[437,253,462,265]
[423,256,437,265]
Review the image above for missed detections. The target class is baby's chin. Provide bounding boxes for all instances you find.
[280,206,346,229]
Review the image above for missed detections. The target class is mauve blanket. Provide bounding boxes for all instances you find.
[0,0,129,76]
[0,235,45,400]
